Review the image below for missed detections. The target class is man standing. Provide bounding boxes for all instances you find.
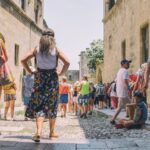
[110,59,131,124]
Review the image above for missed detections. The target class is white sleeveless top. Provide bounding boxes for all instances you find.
[36,47,57,70]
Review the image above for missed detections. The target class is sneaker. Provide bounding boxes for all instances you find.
[4,116,7,121]
[10,118,15,121]
[83,114,87,119]
[110,120,116,125]
[24,117,28,121]
[80,113,85,118]
[88,111,92,115]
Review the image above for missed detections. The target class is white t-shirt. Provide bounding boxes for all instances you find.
[110,83,117,97]
[116,68,129,98]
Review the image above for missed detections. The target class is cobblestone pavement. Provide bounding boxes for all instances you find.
[0,108,150,149]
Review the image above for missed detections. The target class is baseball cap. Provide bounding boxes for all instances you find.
[133,91,143,98]
[121,59,132,65]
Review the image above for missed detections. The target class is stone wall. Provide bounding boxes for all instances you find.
[11,0,44,29]
[103,0,150,82]
[79,51,90,80]
[66,70,79,84]
[0,0,43,104]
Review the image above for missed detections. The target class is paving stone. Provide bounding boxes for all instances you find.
[106,140,137,149]
[15,142,47,150]
[135,139,150,147]
[0,141,17,147]
[77,141,107,149]
[1,108,150,150]
[45,143,76,150]
[0,126,24,132]
[77,149,110,150]
[113,148,150,150]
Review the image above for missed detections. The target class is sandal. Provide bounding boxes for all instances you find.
[49,133,58,139]
[32,135,40,142]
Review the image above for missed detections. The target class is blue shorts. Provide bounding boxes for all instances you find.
[24,96,30,106]
[78,94,90,106]
[60,94,68,104]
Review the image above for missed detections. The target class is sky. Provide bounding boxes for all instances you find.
[44,0,103,70]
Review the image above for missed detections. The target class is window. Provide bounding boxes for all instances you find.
[69,75,72,81]
[21,0,26,10]
[14,44,19,66]
[109,35,112,49]
[109,0,115,10]
[35,5,39,23]
[121,40,126,59]
[141,25,149,63]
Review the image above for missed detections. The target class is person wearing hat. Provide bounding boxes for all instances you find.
[21,28,70,142]
[110,59,131,124]
[117,91,147,129]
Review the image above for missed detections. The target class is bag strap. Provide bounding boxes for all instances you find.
[55,48,59,67]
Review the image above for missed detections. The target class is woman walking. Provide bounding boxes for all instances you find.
[59,76,70,117]
[21,29,70,142]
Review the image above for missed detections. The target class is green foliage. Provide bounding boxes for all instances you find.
[86,39,104,72]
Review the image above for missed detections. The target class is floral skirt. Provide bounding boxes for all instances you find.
[25,69,59,119]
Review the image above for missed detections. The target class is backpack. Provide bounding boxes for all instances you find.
[96,84,105,96]
[113,83,116,92]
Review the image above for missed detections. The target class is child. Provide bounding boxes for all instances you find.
[3,82,17,120]
[116,91,148,129]
[22,66,35,121]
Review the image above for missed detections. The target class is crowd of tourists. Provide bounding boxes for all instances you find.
[0,29,150,143]
[57,59,149,130]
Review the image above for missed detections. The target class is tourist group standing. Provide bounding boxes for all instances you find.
[0,29,150,142]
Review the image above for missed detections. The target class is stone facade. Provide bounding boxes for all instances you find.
[103,0,150,82]
[79,51,90,81]
[0,0,46,103]
[66,70,79,84]
[79,51,96,83]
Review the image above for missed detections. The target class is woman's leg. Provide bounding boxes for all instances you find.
[10,100,15,120]
[74,102,77,115]
[49,118,58,138]
[36,117,44,136]
[60,103,63,117]
[4,101,10,120]
[64,104,67,117]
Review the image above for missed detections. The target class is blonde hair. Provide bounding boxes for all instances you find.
[39,35,56,54]
[0,32,5,43]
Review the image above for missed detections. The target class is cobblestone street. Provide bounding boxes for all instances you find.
[0,108,150,149]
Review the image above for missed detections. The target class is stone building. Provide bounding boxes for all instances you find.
[66,70,79,84]
[79,51,96,82]
[79,51,90,81]
[103,0,150,82]
[0,0,46,102]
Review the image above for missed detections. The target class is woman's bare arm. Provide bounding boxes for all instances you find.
[21,48,36,74]
[57,49,70,76]
[0,39,8,61]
